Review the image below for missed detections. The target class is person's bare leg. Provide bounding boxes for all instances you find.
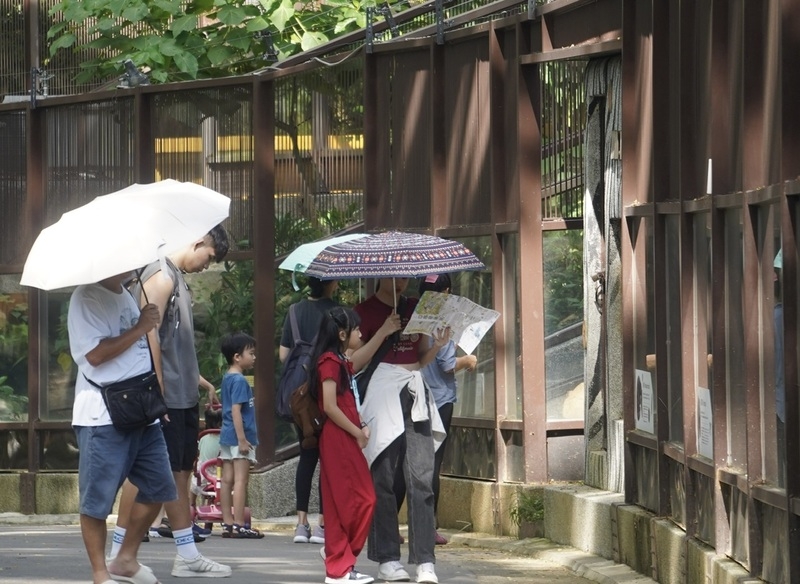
[115,479,137,529]
[108,501,161,577]
[220,461,234,527]
[150,504,165,529]
[232,459,250,525]
[164,470,193,531]
[297,510,308,526]
[80,514,112,584]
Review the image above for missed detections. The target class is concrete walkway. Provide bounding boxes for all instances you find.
[0,513,655,584]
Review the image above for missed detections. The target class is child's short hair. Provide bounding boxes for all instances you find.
[204,406,222,429]
[220,331,256,364]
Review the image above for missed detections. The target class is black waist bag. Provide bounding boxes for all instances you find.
[87,371,167,431]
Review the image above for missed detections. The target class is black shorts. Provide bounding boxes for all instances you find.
[161,406,200,472]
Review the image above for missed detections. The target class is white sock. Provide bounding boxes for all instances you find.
[173,527,199,559]
[109,526,126,558]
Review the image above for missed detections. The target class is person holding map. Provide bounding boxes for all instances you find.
[417,274,477,545]
[353,277,448,584]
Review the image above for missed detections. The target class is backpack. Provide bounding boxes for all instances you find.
[289,379,326,449]
[276,304,316,422]
[291,356,348,449]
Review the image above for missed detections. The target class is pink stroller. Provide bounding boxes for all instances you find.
[190,427,252,529]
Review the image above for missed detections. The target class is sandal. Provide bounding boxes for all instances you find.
[221,523,234,538]
[231,526,264,539]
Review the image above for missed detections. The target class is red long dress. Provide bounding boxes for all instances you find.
[317,352,376,579]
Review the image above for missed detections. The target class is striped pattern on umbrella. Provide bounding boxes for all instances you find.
[304,231,485,279]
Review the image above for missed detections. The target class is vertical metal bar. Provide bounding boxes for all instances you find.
[621,0,644,503]
[651,0,671,516]
[364,47,380,227]
[741,0,770,573]
[252,76,276,466]
[780,4,800,581]
[431,43,446,230]
[135,92,155,183]
[519,60,547,482]
[488,22,508,482]
[25,101,44,484]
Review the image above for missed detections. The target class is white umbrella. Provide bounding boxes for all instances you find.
[21,179,230,290]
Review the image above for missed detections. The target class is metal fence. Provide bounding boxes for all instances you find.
[541,59,586,221]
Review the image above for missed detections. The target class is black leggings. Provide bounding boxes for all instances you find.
[295,425,323,514]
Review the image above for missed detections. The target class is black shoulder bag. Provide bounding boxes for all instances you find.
[85,281,167,431]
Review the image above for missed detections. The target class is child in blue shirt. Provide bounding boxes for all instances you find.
[219,331,263,539]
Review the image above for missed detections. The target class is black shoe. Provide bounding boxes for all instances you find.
[141,533,150,543]
[156,517,173,538]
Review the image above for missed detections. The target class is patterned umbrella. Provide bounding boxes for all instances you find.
[304,231,485,280]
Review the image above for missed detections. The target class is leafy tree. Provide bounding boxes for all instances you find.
[47,0,416,84]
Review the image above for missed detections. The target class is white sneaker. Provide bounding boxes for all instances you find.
[171,554,232,578]
[377,561,410,582]
[325,569,375,583]
[415,563,438,584]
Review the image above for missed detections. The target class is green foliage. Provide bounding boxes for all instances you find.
[0,376,28,421]
[195,256,256,386]
[194,202,362,388]
[47,0,416,83]
[542,230,583,335]
[0,294,29,420]
[509,489,544,526]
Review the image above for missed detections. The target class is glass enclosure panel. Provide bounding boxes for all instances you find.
[41,430,79,470]
[760,501,789,583]
[633,444,659,512]
[40,289,76,421]
[440,426,495,480]
[694,470,715,545]
[667,457,686,528]
[665,215,683,443]
[543,230,584,421]
[693,213,713,460]
[0,430,28,469]
[502,429,524,482]
[759,204,782,487]
[0,275,28,422]
[724,208,746,471]
[632,218,656,434]
[501,233,522,421]
[451,236,494,420]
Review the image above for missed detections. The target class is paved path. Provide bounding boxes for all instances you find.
[0,523,605,584]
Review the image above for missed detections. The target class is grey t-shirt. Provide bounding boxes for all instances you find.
[134,260,200,409]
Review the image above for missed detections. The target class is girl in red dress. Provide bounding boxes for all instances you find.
[308,307,376,584]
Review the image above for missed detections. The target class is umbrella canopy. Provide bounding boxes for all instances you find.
[304,231,485,280]
[278,233,369,273]
[21,179,230,290]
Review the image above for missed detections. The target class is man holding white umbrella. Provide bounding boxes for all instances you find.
[21,179,233,584]
[68,270,176,584]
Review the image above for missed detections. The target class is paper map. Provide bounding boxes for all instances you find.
[404,291,500,355]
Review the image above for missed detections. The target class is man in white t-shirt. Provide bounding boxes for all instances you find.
[68,271,177,584]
